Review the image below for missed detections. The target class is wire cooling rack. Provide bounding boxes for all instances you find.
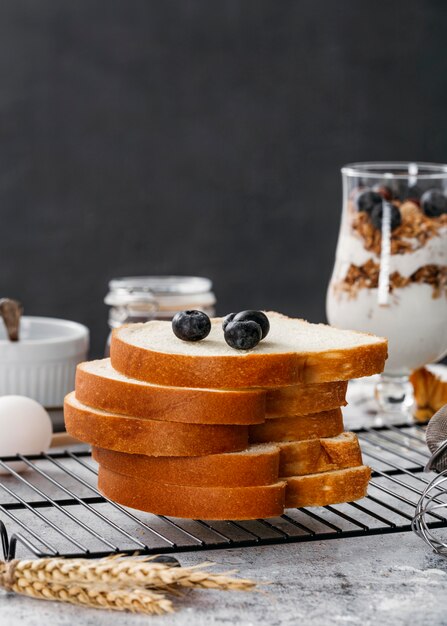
[0,422,443,561]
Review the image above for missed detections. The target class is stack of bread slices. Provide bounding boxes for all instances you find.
[64,312,387,520]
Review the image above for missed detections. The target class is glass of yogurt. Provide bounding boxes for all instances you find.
[327,162,447,416]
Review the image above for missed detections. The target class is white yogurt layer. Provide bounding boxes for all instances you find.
[327,283,447,374]
[334,225,447,276]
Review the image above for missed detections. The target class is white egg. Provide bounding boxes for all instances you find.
[0,395,53,475]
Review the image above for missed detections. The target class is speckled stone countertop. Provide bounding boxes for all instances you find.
[1,377,446,625]
[1,533,447,626]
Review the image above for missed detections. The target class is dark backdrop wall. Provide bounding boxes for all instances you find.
[1,0,446,356]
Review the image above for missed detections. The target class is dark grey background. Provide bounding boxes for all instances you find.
[1,1,446,357]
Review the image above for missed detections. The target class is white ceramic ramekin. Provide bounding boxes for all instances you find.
[0,316,89,408]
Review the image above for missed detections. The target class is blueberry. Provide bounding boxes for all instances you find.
[370,203,402,231]
[372,184,394,202]
[224,321,262,350]
[172,310,211,342]
[403,184,422,202]
[421,189,447,217]
[355,190,383,214]
[233,310,270,339]
[222,312,237,332]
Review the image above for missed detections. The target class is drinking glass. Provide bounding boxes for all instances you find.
[327,162,447,416]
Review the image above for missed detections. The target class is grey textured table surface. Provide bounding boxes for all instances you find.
[2,377,447,625]
[1,533,447,626]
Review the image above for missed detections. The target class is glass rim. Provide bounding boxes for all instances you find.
[341,161,447,180]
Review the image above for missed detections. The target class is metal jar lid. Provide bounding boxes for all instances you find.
[105,276,215,308]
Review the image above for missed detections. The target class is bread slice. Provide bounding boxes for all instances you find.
[285,466,371,508]
[249,408,344,443]
[92,432,361,488]
[76,359,266,425]
[98,465,286,520]
[64,393,248,457]
[92,443,280,487]
[77,359,348,424]
[110,311,387,388]
[278,432,363,477]
[266,380,348,417]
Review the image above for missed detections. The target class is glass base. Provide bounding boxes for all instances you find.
[374,374,414,416]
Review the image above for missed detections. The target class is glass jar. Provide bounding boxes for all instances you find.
[326,163,447,416]
[104,276,216,354]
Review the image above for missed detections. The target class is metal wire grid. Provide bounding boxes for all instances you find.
[0,422,443,561]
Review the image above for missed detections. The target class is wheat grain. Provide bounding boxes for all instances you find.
[0,556,257,614]
[1,567,172,614]
[6,556,257,592]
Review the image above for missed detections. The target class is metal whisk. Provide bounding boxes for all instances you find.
[412,404,447,556]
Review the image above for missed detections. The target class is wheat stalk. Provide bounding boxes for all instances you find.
[5,556,257,592]
[1,564,172,614]
[0,556,257,614]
